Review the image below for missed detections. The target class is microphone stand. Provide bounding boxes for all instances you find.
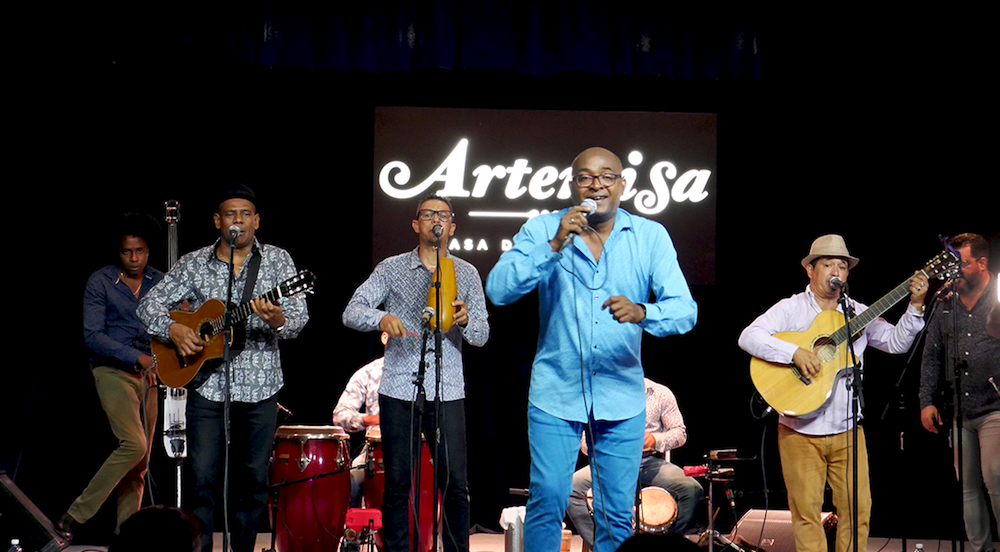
[412,320,430,552]
[944,282,965,552]
[410,228,445,552]
[429,231,445,552]
[221,228,239,552]
[837,283,861,552]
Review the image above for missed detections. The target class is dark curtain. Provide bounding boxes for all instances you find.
[82,2,763,80]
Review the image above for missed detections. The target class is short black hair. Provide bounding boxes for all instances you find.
[415,192,454,217]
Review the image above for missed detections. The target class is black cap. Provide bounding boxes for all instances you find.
[217,182,257,211]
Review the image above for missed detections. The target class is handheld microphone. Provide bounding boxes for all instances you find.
[829,276,846,290]
[558,198,599,251]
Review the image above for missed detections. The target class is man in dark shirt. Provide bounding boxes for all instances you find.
[59,213,164,541]
[919,232,999,552]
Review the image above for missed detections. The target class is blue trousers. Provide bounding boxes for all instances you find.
[525,405,644,552]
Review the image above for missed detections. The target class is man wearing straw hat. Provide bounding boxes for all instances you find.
[738,234,928,552]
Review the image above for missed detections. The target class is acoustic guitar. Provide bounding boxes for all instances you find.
[749,249,959,416]
[154,269,315,388]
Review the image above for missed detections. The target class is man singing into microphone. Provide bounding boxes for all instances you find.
[343,193,489,552]
[485,147,698,552]
[138,183,309,552]
[738,234,927,552]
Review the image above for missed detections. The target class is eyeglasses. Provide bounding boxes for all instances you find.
[416,209,453,222]
[572,173,621,187]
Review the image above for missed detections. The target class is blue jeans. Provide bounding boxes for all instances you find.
[186,391,278,552]
[525,405,644,552]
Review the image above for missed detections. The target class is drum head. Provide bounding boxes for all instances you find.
[275,425,348,440]
[637,487,677,533]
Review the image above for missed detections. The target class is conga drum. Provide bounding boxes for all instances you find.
[270,425,351,552]
[636,487,677,533]
[364,429,440,552]
[585,486,678,534]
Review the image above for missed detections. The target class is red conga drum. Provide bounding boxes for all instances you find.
[270,425,351,552]
[364,427,441,552]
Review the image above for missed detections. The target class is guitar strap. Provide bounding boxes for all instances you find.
[230,246,262,350]
[240,246,263,305]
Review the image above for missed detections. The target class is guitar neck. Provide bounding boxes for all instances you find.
[829,271,922,345]
[212,285,286,334]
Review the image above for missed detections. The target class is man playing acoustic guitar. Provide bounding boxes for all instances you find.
[738,234,928,552]
[138,183,309,552]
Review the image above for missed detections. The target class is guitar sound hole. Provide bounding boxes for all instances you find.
[813,337,837,362]
[198,322,214,340]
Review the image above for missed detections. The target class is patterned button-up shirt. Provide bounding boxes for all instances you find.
[919,278,1000,421]
[332,357,383,432]
[137,238,309,403]
[342,248,489,402]
[582,378,687,455]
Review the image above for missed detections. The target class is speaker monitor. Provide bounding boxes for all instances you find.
[0,473,68,552]
[729,509,836,552]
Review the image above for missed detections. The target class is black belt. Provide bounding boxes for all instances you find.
[642,450,665,459]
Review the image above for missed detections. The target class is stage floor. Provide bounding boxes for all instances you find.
[64,533,977,552]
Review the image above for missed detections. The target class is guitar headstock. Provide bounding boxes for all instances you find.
[281,270,317,297]
[922,248,962,280]
[164,199,180,224]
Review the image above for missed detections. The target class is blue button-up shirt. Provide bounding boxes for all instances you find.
[486,208,698,422]
[84,264,164,370]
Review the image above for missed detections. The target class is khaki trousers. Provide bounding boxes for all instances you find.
[67,367,157,531]
[777,424,871,552]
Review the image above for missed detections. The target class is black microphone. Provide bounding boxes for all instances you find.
[934,279,954,299]
[227,225,241,243]
[422,306,435,324]
[829,276,846,290]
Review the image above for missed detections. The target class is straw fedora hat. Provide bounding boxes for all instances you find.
[801,234,860,269]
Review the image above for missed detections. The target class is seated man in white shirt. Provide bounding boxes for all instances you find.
[332,356,383,507]
[567,378,703,547]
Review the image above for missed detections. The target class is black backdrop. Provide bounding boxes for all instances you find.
[4,3,999,546]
